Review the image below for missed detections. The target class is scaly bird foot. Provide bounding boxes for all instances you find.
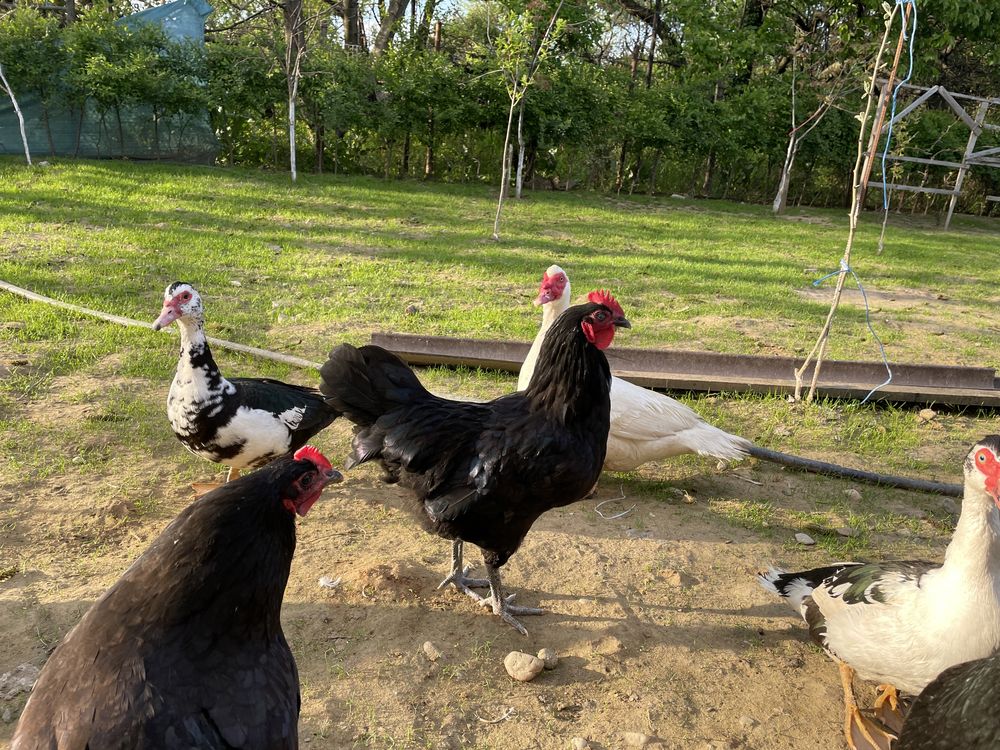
[873,684,904,736]
[845,704,894,750]
[438,565,491,602]
[838,661,894,750]
[477,593,545,636]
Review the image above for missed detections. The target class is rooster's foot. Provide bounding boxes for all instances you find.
[438,565,490,598]
[438,541,490,600]
[483,563,545,636]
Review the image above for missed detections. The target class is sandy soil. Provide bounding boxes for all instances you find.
[0,357,974,750]
[1,415,956,750]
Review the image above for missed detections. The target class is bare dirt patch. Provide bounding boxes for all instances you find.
[0,442,954,749]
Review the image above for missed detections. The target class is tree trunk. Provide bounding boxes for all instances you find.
[342,0,361,47]
[283,0,305,181]
[65,0,76,23]
[493,83,519,240]
[401,131,410,176]
[515,96,527,199]
[645,0,659,88]
[0,62,31,165]
[424,107,434,177]
[614,45,641,193]
[416,2,439,47]
[153,105,160,160]
[42,102,55,156]
[772,133,799,214]
[372,0,407,55]
[115,105,125,157]
[647,148,660,195]
[74,104,84,158]
[315,123,325,173]
[629,149,642,194]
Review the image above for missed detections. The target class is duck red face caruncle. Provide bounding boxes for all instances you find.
[973,442,1000,511]
[535,267,568,306]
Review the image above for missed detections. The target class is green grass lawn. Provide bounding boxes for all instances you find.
[1,157,999,558]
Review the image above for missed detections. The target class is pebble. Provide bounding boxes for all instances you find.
[794,532,815,546]
[739,715,760,729]
[504,651,544,682]
[537,648,559,670]
[570,738,591,750]
[836,526,858,537]
[422,641,442,662]
[624,732,652,747]
[2,708,11,724]
[918,408,938,423]
[405,304,420,315]
[0,663,39,700]
[845,488,863,502]
[230,280,242,287]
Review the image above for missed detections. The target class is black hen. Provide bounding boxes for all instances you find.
[896,651,1000,750]
[319,293,629,634]
[11,447,342,750]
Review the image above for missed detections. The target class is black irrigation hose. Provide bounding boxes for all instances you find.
[747,445,963,498]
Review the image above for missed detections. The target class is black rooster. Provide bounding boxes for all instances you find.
[319,292,629,634]
[11,447,342,750]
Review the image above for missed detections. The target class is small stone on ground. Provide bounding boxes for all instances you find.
[423,641,442,662]
[504,651,544,682]
[537,648,559,670]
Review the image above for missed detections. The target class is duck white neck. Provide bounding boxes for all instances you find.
[176,316,209,359]
[517,284,571,391]
[942,485,1000,582]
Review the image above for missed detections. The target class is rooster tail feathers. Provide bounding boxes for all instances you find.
[320,344,431,427]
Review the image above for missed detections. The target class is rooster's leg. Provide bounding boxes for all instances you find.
[437,540,490,599]
[838,661,895,750]
[481,563,544,636]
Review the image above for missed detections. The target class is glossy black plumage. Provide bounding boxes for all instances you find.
[10,457,324,750]
[896,652,1000,750]
[319,302,616,570]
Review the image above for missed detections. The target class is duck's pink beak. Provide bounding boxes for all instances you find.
[152,303,180,331]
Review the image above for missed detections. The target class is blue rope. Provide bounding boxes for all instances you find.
[881,0,918,210]
[813,260,893,404]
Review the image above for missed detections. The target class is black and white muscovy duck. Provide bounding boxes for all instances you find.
[153,282,339,486]
[895,648,1000,750]
[519,264,751,469]
[758,435,1000,750]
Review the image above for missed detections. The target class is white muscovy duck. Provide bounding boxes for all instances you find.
[518,265,751,469]
[153,282,339,485]
[758,435,1000,750]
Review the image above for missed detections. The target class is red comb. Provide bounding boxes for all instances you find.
[587,289,624,318]
[294,445,332,471]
